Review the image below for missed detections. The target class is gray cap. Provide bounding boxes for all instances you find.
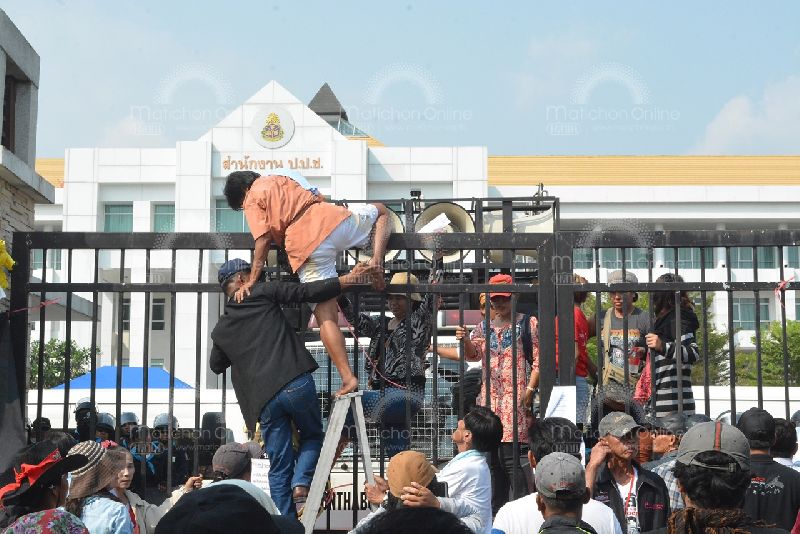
[599,411,641,438]
[535,452,586,500]
[676,421,750,472]
[608,270,638,285]
[212,442,262,478]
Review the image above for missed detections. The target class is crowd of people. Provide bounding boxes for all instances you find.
[4,171,800,533]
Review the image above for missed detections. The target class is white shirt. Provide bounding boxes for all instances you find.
[491,492,623,534]
[437,449,493,534]
[615,468,639,534]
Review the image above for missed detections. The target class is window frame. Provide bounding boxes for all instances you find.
[104,203,134,233]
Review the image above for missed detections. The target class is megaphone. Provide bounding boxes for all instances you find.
[348,207,405,263]
[414,202,476,263]
[483,207,554,263]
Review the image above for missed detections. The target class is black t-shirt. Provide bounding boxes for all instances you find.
[743,454,800,531]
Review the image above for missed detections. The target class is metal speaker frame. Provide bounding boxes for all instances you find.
[414,202,476,263]
[347,206,405,263]
[483,207,554,263]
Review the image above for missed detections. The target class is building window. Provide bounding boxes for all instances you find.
[732,297,770,331]
[600,248,649,270]
[215,199,246,232]
[122,297,130,331]
[151,298,166,331]
[150,359,165,369]
[153,204,175,232]
[573,249,594,269]
[2,75,15,152]
[729,247,777,269]
[788,247,799,268]
[664,248,714,269]
[31,249,62,270]
[105,204,133,232]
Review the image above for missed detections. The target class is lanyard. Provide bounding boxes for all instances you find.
[623,470,637,517]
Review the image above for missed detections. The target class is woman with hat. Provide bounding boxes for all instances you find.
[338,266,441,458]
[0,441,89,529]
[64,441,134,534]
[457,273,540,511]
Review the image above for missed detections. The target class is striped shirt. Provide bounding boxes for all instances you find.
[652,330,699,417]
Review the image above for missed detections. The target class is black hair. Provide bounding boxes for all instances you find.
[528,417,583,463]
[361,507,472,534]
[44,431,78,458]
[540,494,585,515]
[223,171,260,210]
[672,450,751,509]
[463,405,502,453]
[653,273,693,318]
[772,418,797,459]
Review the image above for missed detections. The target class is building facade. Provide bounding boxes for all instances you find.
[29,80,800,431]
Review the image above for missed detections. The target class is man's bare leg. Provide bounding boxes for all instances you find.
[368,203,390,286]
[314,298,358,396]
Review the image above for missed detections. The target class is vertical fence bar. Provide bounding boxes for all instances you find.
[538,236,556,416]
[140,249,151,494]
[753,246,763,409]
[649,248,656,417]
[194,249,203,474]
[9,236,31,431]
[62,248,73,431]
[620,247,630,415]
[167,249,177,490]
[221,249,228,428]
[115,249,126,442]
[725,247,736,418]
[699,247,711,417]
[778,246,790,419]
[594,247,603,429]
[36,248,47,427]
[674,290,684,415]
[89,250,99,439]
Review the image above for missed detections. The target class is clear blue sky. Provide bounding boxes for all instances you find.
[3,0,800,157]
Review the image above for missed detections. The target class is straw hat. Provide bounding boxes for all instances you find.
[387,272,422,302]
[66,441,127,499]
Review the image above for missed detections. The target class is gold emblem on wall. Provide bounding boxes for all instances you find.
[261,112,285,143]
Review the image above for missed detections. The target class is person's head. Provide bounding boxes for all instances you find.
[598,412,642,463]
[211,442,262,482]
[736,407,776,452]
[478,293,495,320]
[0,441,88,520]
[31,417,51,441]
[119,412,139,439]
[217,259,252,298]
[66,441,128,500]
[488,273,514,319]
[651,412,688,455]
[652,273,692,318]
[534,452,590,520]
[772,418,798,460]
[453,406,502,453]
[607,270,638,313]
[359,507,473,534]
[107,446,135,492]
[95,413,116,442]
[73,398,96,433]
[43,431,78,459]
[527,417,582,468]
[573,274,588,305]
[673,421,752,509]
[385,451,438,509]
[155,483,282,534]
[791,410,800,428]
[223,171,260,211]
[387,272,422,320]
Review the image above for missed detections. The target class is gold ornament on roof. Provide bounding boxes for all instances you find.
[261,112,285,143]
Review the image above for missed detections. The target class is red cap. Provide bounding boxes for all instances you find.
[489,274,513,298]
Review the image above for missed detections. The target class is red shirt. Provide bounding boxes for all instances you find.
[555,306,590,377]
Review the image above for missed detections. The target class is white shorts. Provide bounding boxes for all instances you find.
[298,203,378,287]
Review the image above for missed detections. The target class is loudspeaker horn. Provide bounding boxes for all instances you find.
[483,207,554,263]
[414,202,476,263]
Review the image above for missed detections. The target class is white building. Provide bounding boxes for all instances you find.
[30,81,800,431]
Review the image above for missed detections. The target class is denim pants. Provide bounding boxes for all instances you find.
[576,375,589,425]
[259,372,324,517]
[345,388,423,459]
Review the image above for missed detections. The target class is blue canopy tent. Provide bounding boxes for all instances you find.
[52,366,192,390]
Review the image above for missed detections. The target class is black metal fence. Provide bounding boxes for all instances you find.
[7,195,800,530]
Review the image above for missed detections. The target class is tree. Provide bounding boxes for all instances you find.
[28,339,92,390]
[735,321,800,386]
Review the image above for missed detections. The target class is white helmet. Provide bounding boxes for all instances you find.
[120,412,139,426]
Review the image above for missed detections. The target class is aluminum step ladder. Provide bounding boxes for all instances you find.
[301,391,375,534]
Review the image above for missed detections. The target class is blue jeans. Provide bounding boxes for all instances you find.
[576,376,589,425]
[345,388,423,459]
[259,372,323,517]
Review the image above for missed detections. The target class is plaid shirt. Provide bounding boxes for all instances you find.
[651,452,683,511]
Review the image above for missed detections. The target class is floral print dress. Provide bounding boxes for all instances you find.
[470,314,539,444]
